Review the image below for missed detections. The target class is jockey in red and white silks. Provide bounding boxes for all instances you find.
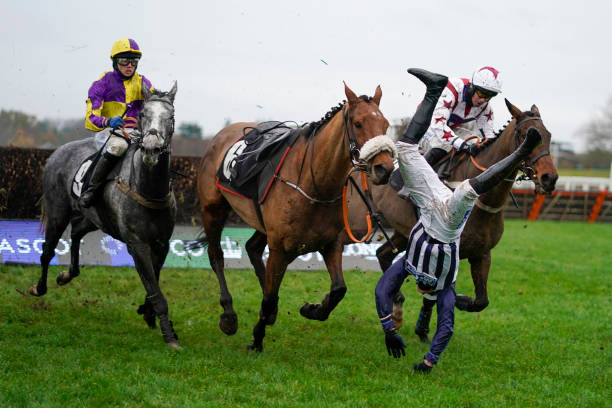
[419,67,502,157]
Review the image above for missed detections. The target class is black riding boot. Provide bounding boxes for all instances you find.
[424,147,448,167]
[79,151,121,208]
[414,297,436,343]
[469,128,542,195]
[399,68,448,145]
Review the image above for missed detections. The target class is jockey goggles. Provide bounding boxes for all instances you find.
[474,87,498,100]
[116,57,140,67]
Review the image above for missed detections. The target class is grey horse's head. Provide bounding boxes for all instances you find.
[139,81,177,166]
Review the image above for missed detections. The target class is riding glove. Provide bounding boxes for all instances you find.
[384,330,406,358]
[457,141,480,156]
[108,116,125,129]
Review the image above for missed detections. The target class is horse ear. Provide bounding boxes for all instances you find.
[373,85,382,106]
[530,104,540,116]
[504,98,522,119]
[167,81,178,103]
[142,83,153,101]
[344,81,358,103]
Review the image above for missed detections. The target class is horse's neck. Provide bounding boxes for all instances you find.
[306,113,351,194]
[127,150,171,198]
[471,121,517,207]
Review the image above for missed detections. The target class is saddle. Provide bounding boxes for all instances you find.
[216,121,310,204]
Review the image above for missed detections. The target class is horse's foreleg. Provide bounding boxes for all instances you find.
[247,248,289,352]
[245,230,268,292]
[300,240,347,321]
[137,241,169,329]
[377,232,408,328]
[56,216,95,286]
[414,297,436,343]
[456,253,491,312]
[376,232,407,271]
[129,243,179,348]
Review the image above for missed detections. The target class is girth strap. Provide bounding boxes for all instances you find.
[115,177,175,209]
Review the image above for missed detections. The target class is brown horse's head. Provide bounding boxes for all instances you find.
[343,83,395,185]
[505,99,558,194]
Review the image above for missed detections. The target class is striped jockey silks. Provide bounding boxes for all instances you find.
[406,221,458,293]
[374,220,459,332]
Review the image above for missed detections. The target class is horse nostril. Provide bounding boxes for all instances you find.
[373,164,391,184]
[542,173,558,190]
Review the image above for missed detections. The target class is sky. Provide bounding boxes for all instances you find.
[2,0,611,152]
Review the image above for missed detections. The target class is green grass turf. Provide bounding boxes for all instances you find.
[0,220,609,407]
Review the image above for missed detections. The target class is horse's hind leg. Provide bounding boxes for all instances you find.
[300,239,347,321]
[30,201,71,297]
[129,242,179,348]
[202,201,237,335]
[245,230,267,292]
[455,253,491,312]
[56,215,96,286]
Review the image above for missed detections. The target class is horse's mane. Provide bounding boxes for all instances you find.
[480,110,536,151]
[307,95,375,138]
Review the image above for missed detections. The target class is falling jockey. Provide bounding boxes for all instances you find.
[375,68,541,373]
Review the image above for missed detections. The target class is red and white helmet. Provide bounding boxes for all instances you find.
[472,66,502,94]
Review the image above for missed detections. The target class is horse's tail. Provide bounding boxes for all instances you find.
[184,230,209,251]
[38,196,46,233]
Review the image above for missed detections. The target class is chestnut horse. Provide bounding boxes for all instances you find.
[343,99,558,341]
[196,84,395,351]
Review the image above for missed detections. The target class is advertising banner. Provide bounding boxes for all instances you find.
[1,220,399,271]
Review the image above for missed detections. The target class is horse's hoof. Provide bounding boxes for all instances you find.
[29,285,45,297]
[136,304,157,329]
[143,314,157,329]
[166,341,182,350]
[299,303,327,321]
[246,343,263,353]
[56,270,71,286]
[455,294,472,311]
[219,312,238,335]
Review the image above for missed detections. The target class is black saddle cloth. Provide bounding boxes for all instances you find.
[71,150,102,199]
[216,121,310,203]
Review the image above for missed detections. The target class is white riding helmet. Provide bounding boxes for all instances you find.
[472,66,502,94]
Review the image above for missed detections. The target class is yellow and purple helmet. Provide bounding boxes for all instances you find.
[110,38,142,59]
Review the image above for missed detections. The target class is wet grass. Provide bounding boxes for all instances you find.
[0,220,609,407]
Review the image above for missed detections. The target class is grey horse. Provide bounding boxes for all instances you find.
[29,82,180,348]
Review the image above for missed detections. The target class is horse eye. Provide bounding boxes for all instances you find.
[354,121,362,129]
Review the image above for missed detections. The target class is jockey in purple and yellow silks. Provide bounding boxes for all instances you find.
[80,38,154,208]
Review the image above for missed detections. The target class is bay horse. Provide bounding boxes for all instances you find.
[196,84,395,351]
[343,99,558,341]
[29,83,181,348]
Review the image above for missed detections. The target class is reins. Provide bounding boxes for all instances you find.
[342,171,373,242]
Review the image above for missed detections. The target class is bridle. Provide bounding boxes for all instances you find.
[342,101,367,168]
[132,97,175,155]
[513,116,549,185]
